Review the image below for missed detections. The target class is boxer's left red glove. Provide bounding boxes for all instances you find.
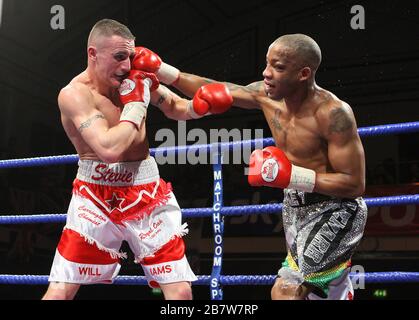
[118,70,159,128]
[132,47,180,86]
[187,83,233,119]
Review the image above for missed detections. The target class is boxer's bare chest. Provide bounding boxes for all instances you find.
[261,99,327,167]
[93,93,122,127]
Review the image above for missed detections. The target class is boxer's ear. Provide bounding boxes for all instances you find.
[88,46,97,62]
[299,67,312,81]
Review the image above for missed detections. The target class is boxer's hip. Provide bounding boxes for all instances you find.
[71,157,173,224]
[282,188,367,275]
[76,157,160,186]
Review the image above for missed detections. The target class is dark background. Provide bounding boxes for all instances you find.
[0,0,418,300]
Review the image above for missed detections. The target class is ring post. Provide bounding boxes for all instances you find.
[210,144,224,300]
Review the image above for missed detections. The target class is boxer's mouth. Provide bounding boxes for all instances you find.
[115,74,128,82]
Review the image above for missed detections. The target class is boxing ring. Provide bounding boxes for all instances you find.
[0,121,419,300]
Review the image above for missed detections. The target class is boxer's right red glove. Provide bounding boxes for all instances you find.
[248,146,316,192]
[187,83,233,119]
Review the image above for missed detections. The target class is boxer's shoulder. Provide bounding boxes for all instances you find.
[314,87,352,113]
[314,89,354,131]
[58,82,96,118]
[59,83,91,104]
[63,71,96,96]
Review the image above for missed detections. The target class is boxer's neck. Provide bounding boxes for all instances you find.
[284,81,317,114]
[86,67,115,98]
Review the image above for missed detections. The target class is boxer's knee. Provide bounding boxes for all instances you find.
[42,282,80,300]
[271,278,308,300]
[160,281,192,300]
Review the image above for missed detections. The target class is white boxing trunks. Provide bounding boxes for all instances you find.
[48,157,197,288]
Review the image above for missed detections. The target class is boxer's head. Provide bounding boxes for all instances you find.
[87,19,136,88]
[263,34,321,100]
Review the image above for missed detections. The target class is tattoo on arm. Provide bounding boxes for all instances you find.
[328,107,353,133]
[78,114,105,132]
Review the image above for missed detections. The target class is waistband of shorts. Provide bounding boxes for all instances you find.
[284,189,336,207]
[76,157,160,186]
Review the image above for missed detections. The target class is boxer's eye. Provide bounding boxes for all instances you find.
[114,54,128,62]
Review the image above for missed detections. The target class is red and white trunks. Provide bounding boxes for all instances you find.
[48,157,197,288]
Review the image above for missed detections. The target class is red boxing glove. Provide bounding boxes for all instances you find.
[118,70,159,127]
[248,146,316,192]
[188,83,233,119]
[132,47,180,85]
[132,47,161,73]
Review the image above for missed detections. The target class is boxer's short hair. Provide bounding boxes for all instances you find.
[88,18,135,45]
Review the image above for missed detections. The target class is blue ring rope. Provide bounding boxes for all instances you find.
[1,194,418,224]
[0,121,417,169]
[1,272,418,285]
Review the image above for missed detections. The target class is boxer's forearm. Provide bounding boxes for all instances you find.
[176,74,263,110]
[86,122,141,163]
[174,72,214,98]
[314,172,365,198]
[152,85,193,120]
[152,83,233,120]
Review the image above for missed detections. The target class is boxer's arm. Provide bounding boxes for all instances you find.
[314,103,366,198]
[175,73,263,110]
[131,47,263,110]
[58,84,140,163]
[150,85,192,120]
[151,83,233,120]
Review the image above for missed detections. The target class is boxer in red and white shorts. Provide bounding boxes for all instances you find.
[44,19,233,299]
[49,157,197,288]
